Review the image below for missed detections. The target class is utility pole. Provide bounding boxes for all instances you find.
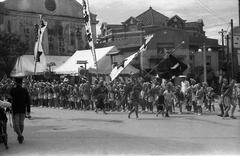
[231,19,234,79]
[218,29,227,69]
[226,35,230,81]
[203,43,207,83]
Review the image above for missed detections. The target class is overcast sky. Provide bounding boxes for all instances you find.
[88,0,238,41]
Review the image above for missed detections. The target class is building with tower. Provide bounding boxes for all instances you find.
[98,7,220,81]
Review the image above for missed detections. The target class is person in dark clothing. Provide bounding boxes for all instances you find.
[0,106,9,149]
[10,78,31,144]
[218,78,228,117]
[94,80,108,114]
[128,78,142,119]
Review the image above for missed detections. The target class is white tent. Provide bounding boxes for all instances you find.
[10,55,69,77]
[54,46,139,75]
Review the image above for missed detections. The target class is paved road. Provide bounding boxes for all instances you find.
[0,107,240,155]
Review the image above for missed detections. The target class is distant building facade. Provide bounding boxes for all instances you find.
[0,0,98,56]
[98,7,220,81]
[233,27,240,71]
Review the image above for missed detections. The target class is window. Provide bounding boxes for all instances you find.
[45,0,56,12]
[0,15,3,24]
[190,55,194,61]
[206,56,211,66]
[70,32,75,46]
[156,43,174,54]
[76,28,82,40]
[7,20,11,33]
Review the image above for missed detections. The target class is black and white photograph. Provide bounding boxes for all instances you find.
[0,0,239,155]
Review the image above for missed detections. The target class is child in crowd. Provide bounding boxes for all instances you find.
[163,82,174,117]
[196,84,204,115]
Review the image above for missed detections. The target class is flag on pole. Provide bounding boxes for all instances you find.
[81,0,98,70]
[33,15,48,74]
[110,34,154,81]
[157,54,188,79]
[34,16,47,63]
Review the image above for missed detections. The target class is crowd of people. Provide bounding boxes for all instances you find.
[1,75,240,119]
[1,75,240,149]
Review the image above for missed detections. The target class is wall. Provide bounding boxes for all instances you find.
[0,0,98,56]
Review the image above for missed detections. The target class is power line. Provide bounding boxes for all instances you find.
[195,0,228,23]
[204,22,230,29]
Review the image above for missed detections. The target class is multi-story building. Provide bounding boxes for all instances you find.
[231,26,240,80]
[98,7,220,81]
[0,0,98,56]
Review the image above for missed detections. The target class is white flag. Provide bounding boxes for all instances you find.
[81,0,98,68]
[110,34,154,81]
[34,17,47,64]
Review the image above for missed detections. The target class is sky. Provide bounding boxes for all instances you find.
[88,0,238,41]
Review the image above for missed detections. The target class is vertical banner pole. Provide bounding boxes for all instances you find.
[34,14,42,75]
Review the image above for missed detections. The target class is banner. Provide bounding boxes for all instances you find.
[110,35,153,81]
[157,54,188,79]
[82,0,98,70]
[34,16,47,63]
[33,15,47,73]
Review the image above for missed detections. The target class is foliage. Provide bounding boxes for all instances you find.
[0,33,28,76]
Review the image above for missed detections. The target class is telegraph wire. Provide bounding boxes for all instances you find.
[195,0,228,23]
[204,22,230,29]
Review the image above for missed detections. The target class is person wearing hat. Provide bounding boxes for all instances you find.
[10,77,31,144]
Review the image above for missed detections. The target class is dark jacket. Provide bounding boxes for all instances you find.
[10,85,31,115]
[95,85,108,100]
[130,82,142,101]
[0,108,8,122]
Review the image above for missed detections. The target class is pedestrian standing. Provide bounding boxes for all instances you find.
[95,80,108,114]
[196,84,204,115]
[128,77,142,119]
[163,82,174,117]
[10,77,31,144]
[235,83,240,112]
[223,79,237,119]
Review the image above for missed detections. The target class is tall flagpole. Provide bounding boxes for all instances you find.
[34,14,42,75]
[86,0,99,78]
[82,0,99,78]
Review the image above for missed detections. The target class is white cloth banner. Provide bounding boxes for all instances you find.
[110,34,153,81]
[34,16,47,72]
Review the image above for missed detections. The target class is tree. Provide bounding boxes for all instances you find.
[0,33,28,76]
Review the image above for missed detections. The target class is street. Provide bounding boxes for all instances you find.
[0,107,240,155]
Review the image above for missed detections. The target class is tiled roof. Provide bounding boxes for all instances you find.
[136,7,169,26]
[169,15,186,22]
[122,16,140,24]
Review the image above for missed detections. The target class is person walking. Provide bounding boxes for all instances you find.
[223,79,237,119]
[128,77,142,119]
[95,80,108,114]
[218,78,228,117]
[10,77,31,144]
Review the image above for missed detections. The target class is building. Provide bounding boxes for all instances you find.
[98,7,220,81]
[0,0,98,56]
[231,26,240,80]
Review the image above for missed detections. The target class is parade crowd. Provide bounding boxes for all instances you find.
[1,75,240,149]
[1,76,240,119]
